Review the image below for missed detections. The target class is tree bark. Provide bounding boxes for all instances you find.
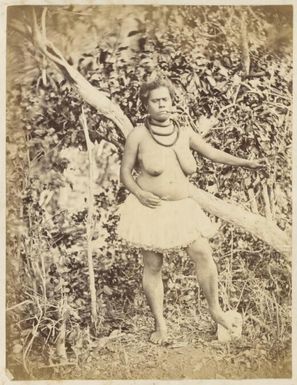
[189,186,290,258]
[80,108,98,324]
[262,183,273,221]
[247,188,259,214]
[21,8,291,259]
[240,12,250,76]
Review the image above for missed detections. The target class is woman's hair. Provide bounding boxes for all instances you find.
[139,76,176,108]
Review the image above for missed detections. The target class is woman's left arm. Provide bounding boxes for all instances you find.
[189,131,267,169]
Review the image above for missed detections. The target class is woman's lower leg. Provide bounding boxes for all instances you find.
[142,251,167,342]
[187,240,235,331]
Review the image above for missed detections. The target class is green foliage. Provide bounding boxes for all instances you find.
[6,4,292,378]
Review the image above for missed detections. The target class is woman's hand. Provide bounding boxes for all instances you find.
[246,158,268,170]
[136,190,162,208]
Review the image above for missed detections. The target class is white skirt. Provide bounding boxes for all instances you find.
[117,194,219,253]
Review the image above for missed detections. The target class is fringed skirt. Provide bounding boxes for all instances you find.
[117,193,218,253]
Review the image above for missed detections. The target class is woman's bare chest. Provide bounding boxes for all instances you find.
[138,129,196,176]
[138,142,175,175]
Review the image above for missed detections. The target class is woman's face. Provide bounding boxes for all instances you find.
[146,86,173,122]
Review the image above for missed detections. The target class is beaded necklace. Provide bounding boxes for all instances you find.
[145,117,180,147]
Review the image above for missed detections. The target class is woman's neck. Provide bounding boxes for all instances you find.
[145,117,177,138]
[149,117,171,127]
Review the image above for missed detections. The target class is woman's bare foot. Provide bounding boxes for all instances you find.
[210,308,241,336]
[150,319,168,345]
[150,329,168,344]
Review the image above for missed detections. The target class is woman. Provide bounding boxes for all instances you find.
[118,77,265,344]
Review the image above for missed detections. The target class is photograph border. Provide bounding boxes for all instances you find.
[1,1,296,384]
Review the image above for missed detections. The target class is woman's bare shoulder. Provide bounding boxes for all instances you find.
[127,124,147,142]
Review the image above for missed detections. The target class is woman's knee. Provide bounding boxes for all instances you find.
[187,238,213,265]
[143,251,163,273]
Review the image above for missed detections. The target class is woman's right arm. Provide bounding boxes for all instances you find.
[120,129,161,208]
[120,129,144,197]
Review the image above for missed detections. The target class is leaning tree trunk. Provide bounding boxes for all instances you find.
[14,8,291,260]
[189,187,290,258]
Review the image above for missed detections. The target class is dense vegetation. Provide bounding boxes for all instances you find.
[6,5,292,380]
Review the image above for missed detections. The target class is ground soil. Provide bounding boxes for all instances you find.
[9,311,291,381]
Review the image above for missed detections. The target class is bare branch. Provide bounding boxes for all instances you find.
[41,7,47,39]
[80,107,98,324]
[240,12,250,76]
[262,183,273,221]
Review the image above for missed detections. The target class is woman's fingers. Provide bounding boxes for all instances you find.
[149,199,161,207]
[147,193,161,208]
[149,193,161,201]
[249,157,269,169]
[257,158,269,169]
[137,191,162,208]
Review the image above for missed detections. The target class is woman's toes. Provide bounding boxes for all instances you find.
[149,330,168,345]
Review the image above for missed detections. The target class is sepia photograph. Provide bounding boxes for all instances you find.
[3,1,295,383]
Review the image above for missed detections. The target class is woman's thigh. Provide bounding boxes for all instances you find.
[186,237,213,264]
[142,250,164,272]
